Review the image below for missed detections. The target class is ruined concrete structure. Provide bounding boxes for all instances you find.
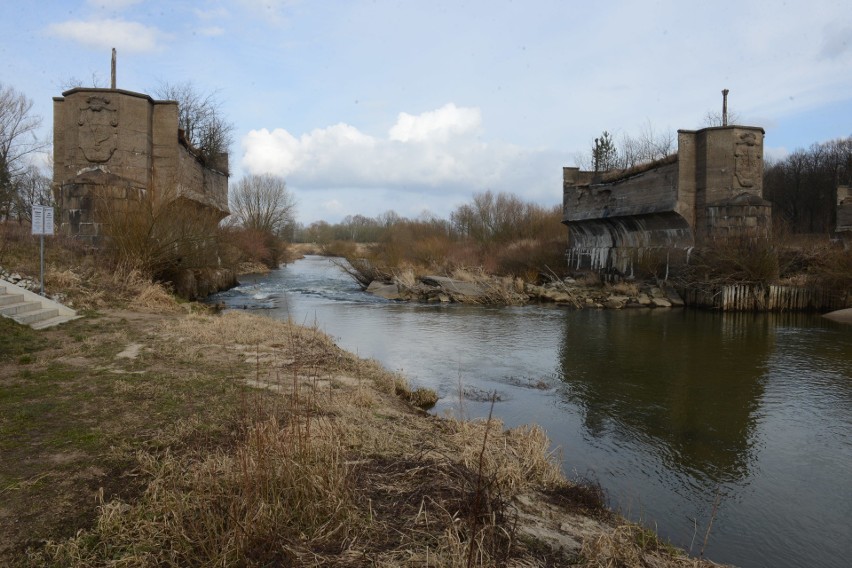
[838,185,851,246]
[53,87,229,240]
[562,125,772,272]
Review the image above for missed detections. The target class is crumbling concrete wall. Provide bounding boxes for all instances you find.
[52,88,228,241]
[563,125,772,273]
[838,185,852,247]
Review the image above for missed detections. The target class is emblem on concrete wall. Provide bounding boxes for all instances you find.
[77,96,118,163]
[734,132,760,188]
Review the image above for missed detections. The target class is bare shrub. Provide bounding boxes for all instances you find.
[674,237,779,289]
[321,239,361,258]
[219,225,288,269]
[493,238,570,282]
[95,184,223,280]
[808,244,852,289]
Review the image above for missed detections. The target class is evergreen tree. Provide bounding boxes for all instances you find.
[592,130,618,172]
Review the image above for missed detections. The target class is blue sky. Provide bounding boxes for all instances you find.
[2,0,851,224]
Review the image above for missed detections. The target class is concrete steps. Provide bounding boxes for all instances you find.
[0,279,80,329]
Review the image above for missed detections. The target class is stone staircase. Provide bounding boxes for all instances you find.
[0,279,80,329]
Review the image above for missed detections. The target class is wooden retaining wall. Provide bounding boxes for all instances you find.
[681,285,851,312]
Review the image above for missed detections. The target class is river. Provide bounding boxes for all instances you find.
[210,255,852,568]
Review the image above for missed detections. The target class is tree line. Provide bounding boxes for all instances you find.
[764,136,852,234]
[299,190,563,247]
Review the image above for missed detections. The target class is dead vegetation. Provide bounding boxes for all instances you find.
[3,308,726,567]
[2,227,726,567]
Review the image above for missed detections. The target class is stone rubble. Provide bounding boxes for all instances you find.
[366,272,685,309]
[0,266,68,305]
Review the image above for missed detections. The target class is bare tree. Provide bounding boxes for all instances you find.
[229,173,297,237]
[618,121,675,168]
[703,108,741,127]
[154,81,234,167]
[0,83,47,221]
[764,135,852,233]
[58,72,108,91]
[12,165,52,222]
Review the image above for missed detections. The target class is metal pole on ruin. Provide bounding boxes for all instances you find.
[111,48,117,89]
[722,89,729,126]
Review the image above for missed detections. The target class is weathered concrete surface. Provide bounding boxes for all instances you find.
[822,308,852,324]
[364,273,687,310]
[419,276,486,300]
[563,125,772,273]
[838,185,851,247]
[366,281,401,300]
[53,88,229,242]
[168,268,238,301]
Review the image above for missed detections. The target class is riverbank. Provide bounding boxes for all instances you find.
[0,288,725,566]
[366,269,686,309]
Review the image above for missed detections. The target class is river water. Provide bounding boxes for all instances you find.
[210,255,852,568]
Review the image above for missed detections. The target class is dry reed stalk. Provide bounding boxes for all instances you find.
[447,418,564,495]
[37,411,358,567]
[129,282,182,314]
[44,267,82,289]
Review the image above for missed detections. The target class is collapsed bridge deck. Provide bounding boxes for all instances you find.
[563,125,771,273]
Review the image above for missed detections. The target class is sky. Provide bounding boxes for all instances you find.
[2,0,851,225]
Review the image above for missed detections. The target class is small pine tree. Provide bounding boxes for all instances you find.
[592,130,618,172]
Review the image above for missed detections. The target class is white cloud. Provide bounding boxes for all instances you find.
[389,103,481,142]
[241,104,564,223]
[47,18,167,53]
[241,104,540,191]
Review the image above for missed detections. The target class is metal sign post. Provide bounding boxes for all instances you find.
[31,205,54,296]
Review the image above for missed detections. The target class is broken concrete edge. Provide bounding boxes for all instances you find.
[822,308,852,324]
[363,275,685,308]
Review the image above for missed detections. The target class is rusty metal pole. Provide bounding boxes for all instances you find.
[111,48,116,89]
[722,88,729,126]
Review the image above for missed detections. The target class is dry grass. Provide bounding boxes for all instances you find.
[12,306,722,568]
[2,224,726,567]
[129,282,184,314]
[606,282,640,297]
[24,310,550,566]
[394,376,440,410]
[579,523,724,568]
[446,418,565,494]
[36,412,357,567]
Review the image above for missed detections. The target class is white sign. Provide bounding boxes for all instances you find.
[43,207,54,235]
[31,205,54,236]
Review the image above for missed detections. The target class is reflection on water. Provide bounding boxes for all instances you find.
[557,310,770,484]
[210,257,852,568]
